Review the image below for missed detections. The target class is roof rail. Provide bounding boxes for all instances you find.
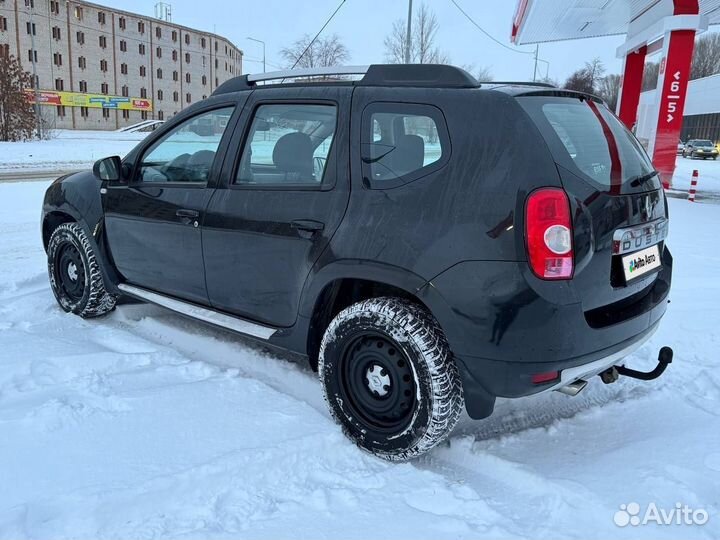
[487,81,556,88]
[212,64,480,95]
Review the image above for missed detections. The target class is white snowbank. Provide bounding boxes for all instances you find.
[0,181,718,539]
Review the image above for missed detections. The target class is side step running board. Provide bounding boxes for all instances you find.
[117,283,277,340]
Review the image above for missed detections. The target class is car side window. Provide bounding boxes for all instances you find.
[361,102,449,189]
[137,107,234,184]
[235,103,337,186]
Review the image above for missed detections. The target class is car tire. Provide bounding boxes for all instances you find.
[319,297,464,461]
[47,222,117,318]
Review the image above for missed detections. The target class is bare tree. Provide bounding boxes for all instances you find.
[564,58,605,94]
[280,33,350,69]
[0,54,35,142]
[598,73,622,111]
[384,2,449,64]
[691,33,720,80]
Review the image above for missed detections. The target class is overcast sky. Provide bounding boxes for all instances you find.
[117,0,629,83]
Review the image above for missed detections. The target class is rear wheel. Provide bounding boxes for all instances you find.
[47,222,117,318]
[319,297,464,461]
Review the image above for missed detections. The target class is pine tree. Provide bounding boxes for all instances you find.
[0,55,36,142]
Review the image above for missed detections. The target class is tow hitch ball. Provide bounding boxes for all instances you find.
[601,346,673,384]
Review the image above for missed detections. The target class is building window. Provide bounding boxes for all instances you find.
[214,58,218,69]
[25,0,34,8]
[185,72,191,83]
[54,78,63,91]
[184,33,190,45]
[119,40,127,52]
[98,11,106,24]
[102,108,110,119]
[0,44,9,58]
[173,91,178,102]
[26,22,36,35]
[140,87,147,98]
[138,21,145,34]
[141,111,148,120]
[52,26,61,40]
[202,94,206,100]
[155,26,161,39]
[76,31,84,44]
[1,17,9,32]
[101,82,109,94]
[53,52,62,66]
[214,41,218,52]
[118,16,126,30]
[139,43,145,55]
[139,65,146,77]
[100,59,108,72]
[80,106,89,118]
[50,1,59,15]
[158,110,164,120]
[171,30,177,42]
[99,35,107,48]
[156,46,162,58]
[156,68,162,79]
[215,77,219,87]
[201,37,206,48]
[157,89,163,101]
[121,85,128,97]
[172,70,178,81]
[122,110,130,119]
[172,50,177,62]
[74,6,82,20]
[120,63,127,74]
[201,75,207,86]
[56,105,66,117]
[185,93,191,103]
[185,52,190,64]
[79,80,87,92]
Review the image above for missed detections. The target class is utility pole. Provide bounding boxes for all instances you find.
[533,44,539,82]
[405,0,413,64]
[247,37,266,73]
[28,7,42,138]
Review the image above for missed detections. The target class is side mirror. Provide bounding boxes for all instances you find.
[93,156,123,182]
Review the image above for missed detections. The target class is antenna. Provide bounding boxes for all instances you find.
[154,2,172,22]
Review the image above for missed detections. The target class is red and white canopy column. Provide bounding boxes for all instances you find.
[616,0,707,188]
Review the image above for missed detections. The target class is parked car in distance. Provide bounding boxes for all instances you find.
[677,140,685,155]
[682,139,718,159]
[41,65,674,461]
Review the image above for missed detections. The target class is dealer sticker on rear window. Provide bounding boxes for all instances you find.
[622,244,662,282]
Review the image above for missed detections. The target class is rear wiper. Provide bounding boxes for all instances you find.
[628,171,659,188]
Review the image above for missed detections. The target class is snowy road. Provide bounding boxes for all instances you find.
[1,180,719,539]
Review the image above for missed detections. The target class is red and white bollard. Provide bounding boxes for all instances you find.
[688,170,699,202]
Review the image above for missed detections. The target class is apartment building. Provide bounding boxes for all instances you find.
[0,0,242,129]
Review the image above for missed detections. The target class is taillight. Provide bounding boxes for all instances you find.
[525,188,574,280]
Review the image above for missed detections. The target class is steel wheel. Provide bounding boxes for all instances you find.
[54,242,87,303]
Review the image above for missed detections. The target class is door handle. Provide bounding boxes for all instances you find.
[176,209,200,218]
[291,219,325,238]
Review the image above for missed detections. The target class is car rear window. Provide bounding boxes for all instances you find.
[519,96,655,190]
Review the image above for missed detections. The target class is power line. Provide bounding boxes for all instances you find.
[448,0,535,56]
[289,0,347,69]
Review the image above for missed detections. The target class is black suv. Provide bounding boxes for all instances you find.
[42,65,672,461]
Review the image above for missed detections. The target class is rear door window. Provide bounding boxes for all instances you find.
[361,102,449,189]
[519,96,655,191]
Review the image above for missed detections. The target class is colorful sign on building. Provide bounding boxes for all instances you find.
[25,90,153,112]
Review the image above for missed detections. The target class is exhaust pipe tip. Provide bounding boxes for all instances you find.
[555,379,588,397]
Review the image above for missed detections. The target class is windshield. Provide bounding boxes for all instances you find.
[695,140,714,147]
[519,96,656,191]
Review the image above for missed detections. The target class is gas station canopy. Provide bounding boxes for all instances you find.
[512,0,720,45]
[511,0,720,188]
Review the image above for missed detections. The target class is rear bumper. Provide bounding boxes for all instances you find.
[421,248,672,419]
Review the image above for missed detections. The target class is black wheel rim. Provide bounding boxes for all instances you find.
[54,242,86,302]
[338,332,417,433]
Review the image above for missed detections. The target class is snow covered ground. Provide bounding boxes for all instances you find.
[0,130,147,174]
[671,155,720,200]
[1,181,719,539]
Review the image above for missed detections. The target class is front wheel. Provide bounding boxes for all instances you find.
[47,222,117,318]
[319,297,464,461]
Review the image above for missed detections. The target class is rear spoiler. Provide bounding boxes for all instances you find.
[513,89,604,104]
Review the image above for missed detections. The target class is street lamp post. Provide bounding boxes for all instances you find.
[246,37,266,73]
